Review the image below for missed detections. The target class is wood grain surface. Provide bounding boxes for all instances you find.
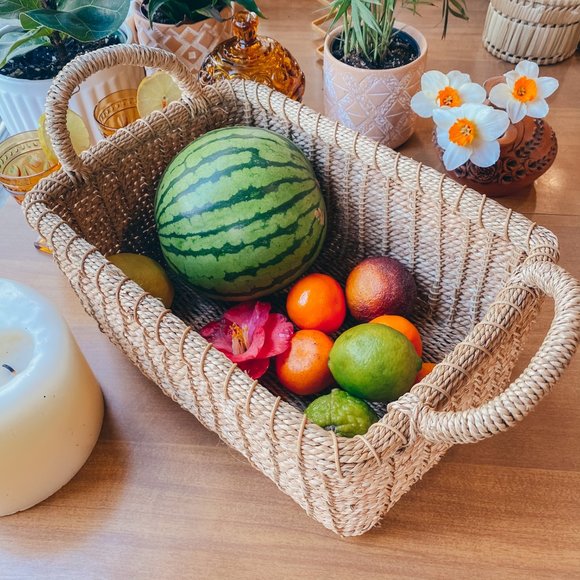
[0,1,578,577]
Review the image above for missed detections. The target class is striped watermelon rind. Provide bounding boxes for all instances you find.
[155,126,327,301]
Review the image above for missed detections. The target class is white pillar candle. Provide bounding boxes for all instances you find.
[0,278,104,516]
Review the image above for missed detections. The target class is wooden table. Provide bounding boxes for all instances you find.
[1,1,578,577]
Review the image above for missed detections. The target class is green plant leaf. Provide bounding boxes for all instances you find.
[0,0,40,19]
[25,0,130,41]
[235,0,264,18]
[0,26,50,68]
[19,12,40,29]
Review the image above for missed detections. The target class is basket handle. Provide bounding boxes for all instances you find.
[417,261,580,445]
[45,44,201,177]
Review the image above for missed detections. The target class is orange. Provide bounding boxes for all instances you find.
[275,330,334,396]
[415,362,437,383]
[370,314,422,357]
[286,273,346,334]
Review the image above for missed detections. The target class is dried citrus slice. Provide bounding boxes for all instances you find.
[38,110,90,165]
[136,71,182,117]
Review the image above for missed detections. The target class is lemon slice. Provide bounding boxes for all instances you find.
[136,71,182,117]
[38,110,90,165]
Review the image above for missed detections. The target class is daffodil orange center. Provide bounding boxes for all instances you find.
[449,118,476,147]
[437,86,462,107]
[230,322,249,355]
[512,76,537,103]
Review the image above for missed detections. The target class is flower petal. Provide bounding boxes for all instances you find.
[436,127,450,149]
[473,107,510,141]
[457,82,486,105]
[447,70,471,87]
[469,139,500,167]
[199,319,233,353]
[411,91,436,118]
[489,83,512,109]
[504,71,519,89]
[258,313,294,358]
[536,76,559,99]
[225,300,269,331]
[506,99,527,124]
[515,60,539,79]
[433,107,458,130]
[421,70,448,94]
[443,143,471,171]
[526,98,549,118]
[238,358,270,379]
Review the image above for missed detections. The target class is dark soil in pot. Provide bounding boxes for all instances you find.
[332,29,419,70]
[140,3,207,25]
[1,33,123,81]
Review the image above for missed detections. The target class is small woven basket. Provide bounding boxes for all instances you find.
[25,45,580,537]
[482,0,580,64]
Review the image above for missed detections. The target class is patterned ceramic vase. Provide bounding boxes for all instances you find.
[323,23,428,149]
[132,0,231,72]
[435,76,558,197]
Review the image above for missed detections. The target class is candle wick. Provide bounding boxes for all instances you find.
[2,363,16,374]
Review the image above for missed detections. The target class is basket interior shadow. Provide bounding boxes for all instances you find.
[27,78,558,536]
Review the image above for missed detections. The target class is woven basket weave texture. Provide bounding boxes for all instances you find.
[482,0,580,64]
[24,45,580,537]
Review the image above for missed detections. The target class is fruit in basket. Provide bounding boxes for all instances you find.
[155,126,327,301]
[108,253,174,308]
[370,314,422,357]
[286,273,346,333]
[136,71,182,117]
[328,323,421,402]
[305,388,378,438]
[415,361,437,383]
[345,256,417,321]
[276,330,334,395]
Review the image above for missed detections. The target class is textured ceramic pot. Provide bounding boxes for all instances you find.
[132,1,231,72]
[0,24,144,144]
[435,118,558,197]
[323,23,428,149]
[435,76,558,197]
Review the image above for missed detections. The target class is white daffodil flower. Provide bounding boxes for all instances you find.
[411,70,487,118]
[434,103,510,171]
[489,60,559,124]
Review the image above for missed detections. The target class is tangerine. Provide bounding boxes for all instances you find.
[370,314,422,357]
[415,362,437,383]
[286,273,346,333]
[275,330,334,395]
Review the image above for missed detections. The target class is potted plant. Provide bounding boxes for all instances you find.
[412,61,560,197]
[323,0,468,148]
[132,0,263,72]
[0,0,144,142]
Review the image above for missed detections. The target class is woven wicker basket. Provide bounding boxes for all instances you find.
[482,0,580,64]
[25,45,580,537]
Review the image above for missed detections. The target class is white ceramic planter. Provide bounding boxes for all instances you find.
[132,0,231,72]
[0,24,145,144]
[323,23,428,149]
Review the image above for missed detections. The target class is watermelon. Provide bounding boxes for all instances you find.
[155,126,327,301]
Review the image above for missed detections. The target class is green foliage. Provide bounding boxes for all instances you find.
[325,0,468,66]
[142,0,263,27]
[0,0,130,68]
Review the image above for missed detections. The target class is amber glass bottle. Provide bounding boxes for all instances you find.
[199,11,305,102]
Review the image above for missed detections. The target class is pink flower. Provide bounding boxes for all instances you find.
[200,301,294,379]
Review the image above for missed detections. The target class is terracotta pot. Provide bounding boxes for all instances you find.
[132,1,231,72]
[323,23,428,149]
[435,76,558,197]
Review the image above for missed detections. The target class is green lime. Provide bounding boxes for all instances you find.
[305,388,378,438]
[328,323,421,402]
[108,253,174,308]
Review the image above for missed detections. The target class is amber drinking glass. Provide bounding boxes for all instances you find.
[94,89,139,137]
[0,130,59,253]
